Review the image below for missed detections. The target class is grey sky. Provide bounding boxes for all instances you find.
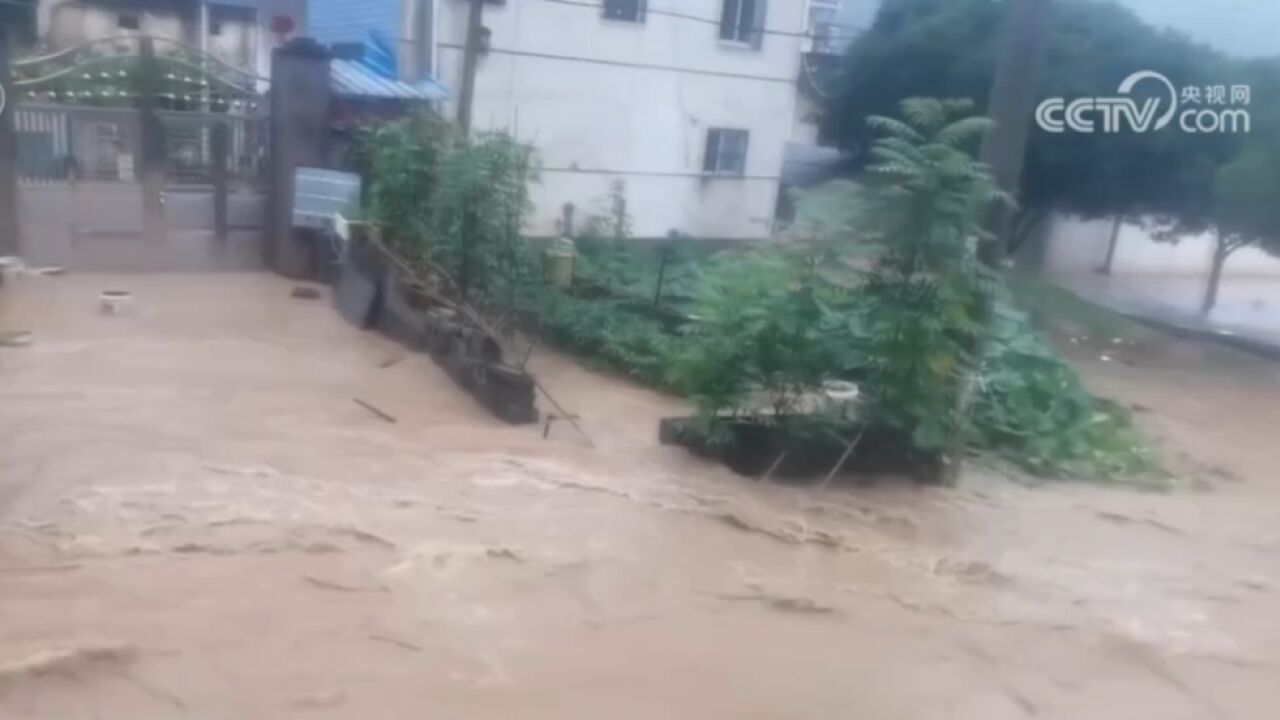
[1116,0,1279,58]
[841,0,1279,59]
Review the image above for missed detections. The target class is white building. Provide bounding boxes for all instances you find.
[33,0,307,81]
[313,0,842,241]
[436,0,814,240]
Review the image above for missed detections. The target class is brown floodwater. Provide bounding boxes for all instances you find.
[1,273,1278,719]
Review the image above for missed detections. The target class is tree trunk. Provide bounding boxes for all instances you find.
[1201,231,1229,317]
[1008,206,1048,256]
[1097,215,1123,274]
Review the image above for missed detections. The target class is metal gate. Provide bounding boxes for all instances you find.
[10,36,270,271]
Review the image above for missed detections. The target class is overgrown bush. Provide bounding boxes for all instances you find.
[572,238,705,313]
[668,245,858,444]
[973,299,1157,476]
[670,99,1158,480]
[529,292,674,386]
[671,99,998,460]
[355,106,1158,481]
[358,115,539,315]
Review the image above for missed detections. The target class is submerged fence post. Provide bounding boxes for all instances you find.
[0,32,20,256]
[137,36,166,244]
[211,121,229,241]
[653,248,669,308]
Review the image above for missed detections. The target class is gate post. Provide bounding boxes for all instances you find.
[136,36,165,244]
[0,31,20,256]
[267,39,330,279]
[211,121,229,241]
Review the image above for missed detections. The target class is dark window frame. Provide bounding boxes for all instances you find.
[602,0,646,23]
[719,0,766,48]
[117,13,141,31]
[703,128,749,176]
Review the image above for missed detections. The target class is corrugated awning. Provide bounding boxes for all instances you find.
[330,59,448,102]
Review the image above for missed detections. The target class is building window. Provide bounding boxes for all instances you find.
[720,0,766,48]
[703,128,749,176]
[807,0,844,54]
[603,0,645,23]
[117,13,140,31]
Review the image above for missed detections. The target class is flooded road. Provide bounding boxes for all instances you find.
[1,273,1278,719]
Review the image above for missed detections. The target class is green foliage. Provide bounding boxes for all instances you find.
[825,0,1245,239]
[672,98,1157,479]
[358,115,540,314]
[974,299,1158,477]
[668,247,855,428]
[359,115,450,244]
[668,99,999,455]
[530,291,675,387]
[573,238,705,312]
[431,131,541,311]
[1213,120,1280,256]
[848,98,1007,451]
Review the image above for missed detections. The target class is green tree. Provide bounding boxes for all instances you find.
[673,99,1006,470]
[1203,127,1280,315]
[823,0,1242,252]
[674,98,1156,480]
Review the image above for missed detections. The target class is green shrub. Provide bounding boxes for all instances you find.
[358,115,539,316]
[530,291,674,387]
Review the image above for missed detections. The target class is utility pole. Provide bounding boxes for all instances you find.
[978,0,1051,266]
[943,0,1052,486]
[456,0,485,133]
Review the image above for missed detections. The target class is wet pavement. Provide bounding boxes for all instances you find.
[1,273,1278,719]
[1052,272,1280,356]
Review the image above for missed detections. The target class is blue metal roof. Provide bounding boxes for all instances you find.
[330,59,448,102]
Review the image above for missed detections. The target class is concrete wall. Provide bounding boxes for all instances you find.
[434,0,806,240]
[220,0,307,82]
[1045,215,1280,278]
[40,1,191,48]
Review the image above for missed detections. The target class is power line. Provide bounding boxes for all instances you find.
[438,41,795,84]
[534,0,864,42]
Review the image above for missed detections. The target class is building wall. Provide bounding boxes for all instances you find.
[435,0,806,240]
[34,0,305,81]
[40,1,192,48]
[226,0,307,81]
[309,0,427,79]
[309,0,400,46]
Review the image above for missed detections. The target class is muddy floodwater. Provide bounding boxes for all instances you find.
[1,273,1278,719]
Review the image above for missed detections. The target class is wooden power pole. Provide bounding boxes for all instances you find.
[979,0,1051,266]
[456,0,485,133]
[944,0,1052,485]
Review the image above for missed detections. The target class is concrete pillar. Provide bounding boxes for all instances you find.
[267,38,330,279]
[0,32,20,256]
